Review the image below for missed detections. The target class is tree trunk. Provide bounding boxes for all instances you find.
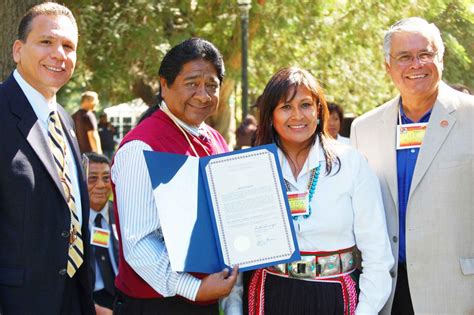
[206,6,262,148]
[0,0,43,81]
[132,77,156,106]
[207,78,237,149]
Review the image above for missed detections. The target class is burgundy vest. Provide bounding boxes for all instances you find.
[111,109,228,301]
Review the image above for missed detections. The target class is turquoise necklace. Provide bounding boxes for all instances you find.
[285,164,321,220]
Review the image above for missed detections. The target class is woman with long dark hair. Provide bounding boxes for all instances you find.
[246,67,393,315]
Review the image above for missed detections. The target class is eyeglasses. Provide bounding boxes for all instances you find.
[88,175,111,185]
[390,51,438,66]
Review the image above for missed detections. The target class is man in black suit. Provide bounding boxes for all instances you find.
[0,2,94,314]
[85,153,119,315]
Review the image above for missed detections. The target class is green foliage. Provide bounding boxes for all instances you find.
[248,0,473,114]
[60,0,473,117]
[432,0,474,89]
[60,0,241,110]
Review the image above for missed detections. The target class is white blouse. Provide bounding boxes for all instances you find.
[336,134,351,145]
[280,137,394,314]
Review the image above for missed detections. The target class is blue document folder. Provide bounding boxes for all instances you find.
[144,144,300,273]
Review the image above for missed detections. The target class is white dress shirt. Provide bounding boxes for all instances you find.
[336,134,351,145]
[13,69,83,223]
[282,138,393,314]
[111,140,201,300]
[89,203,119,292]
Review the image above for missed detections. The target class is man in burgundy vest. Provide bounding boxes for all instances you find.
[111,38,238,314]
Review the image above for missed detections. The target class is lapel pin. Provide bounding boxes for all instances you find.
[440,120,448,128]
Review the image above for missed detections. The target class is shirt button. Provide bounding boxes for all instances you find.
[392,236,398,242]
[58,268,67,276]
[390,270,396,278]
[61,230,70,238]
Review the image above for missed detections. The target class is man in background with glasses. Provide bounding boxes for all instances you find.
[85,153,118,315]
[351,17,473,314]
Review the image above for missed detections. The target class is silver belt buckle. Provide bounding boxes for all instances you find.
[267,263,286,275]
[319,253,341,276]
[288,256,317,279]
[340,252,355,272]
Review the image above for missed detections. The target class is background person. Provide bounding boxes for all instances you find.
[450,83,472,95]
[85,153,118,315]
[327,102,350,144]
[0,2,94,314]
[111,38,238,314]
[234,114,257,149]
[98,113,117,159]
[351,17,474,314]
[244,67,393,314]
[73,90,102,154]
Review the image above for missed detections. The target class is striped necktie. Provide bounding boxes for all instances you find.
[48,111,84,277]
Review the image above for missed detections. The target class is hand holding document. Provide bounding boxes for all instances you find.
[144,144,300,273]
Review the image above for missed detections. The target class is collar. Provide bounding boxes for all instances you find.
[89,202,110,225]
[160,101,209,138]
[13,69,57,124]
[399,97,432,124]
[278,136,322,185]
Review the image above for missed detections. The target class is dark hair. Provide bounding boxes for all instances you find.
[255,67,339,174]
[18,2,77,42]
[328,103,344,123]
[450,83,472,95]
[85,152,110,165]
[138,37,225,123]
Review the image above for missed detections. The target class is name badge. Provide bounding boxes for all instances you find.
[91,226,111,248]
[287,191,309,216]
[396,123,428,150]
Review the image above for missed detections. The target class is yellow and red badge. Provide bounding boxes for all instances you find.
[396,123,428,150]
[287,191,309,216]
[91,226,111,248]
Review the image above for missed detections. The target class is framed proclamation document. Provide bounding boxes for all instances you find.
[144,144,300,273]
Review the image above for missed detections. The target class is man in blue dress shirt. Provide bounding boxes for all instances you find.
[351,17,473,314]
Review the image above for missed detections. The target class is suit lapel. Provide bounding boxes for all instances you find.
[409,86,456,197]
[107,201,120,265]
[7,76,69,204]
[380,98,400,211]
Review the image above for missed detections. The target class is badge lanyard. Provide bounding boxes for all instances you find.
[162,110,221,157]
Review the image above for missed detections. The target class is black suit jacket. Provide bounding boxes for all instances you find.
[91,200,120,280]
[90,201,119,309]
[0,74,95,314]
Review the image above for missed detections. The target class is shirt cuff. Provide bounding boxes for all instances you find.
[175,273,202,301]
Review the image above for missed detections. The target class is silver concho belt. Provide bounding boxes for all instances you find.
[267,248,355,279]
